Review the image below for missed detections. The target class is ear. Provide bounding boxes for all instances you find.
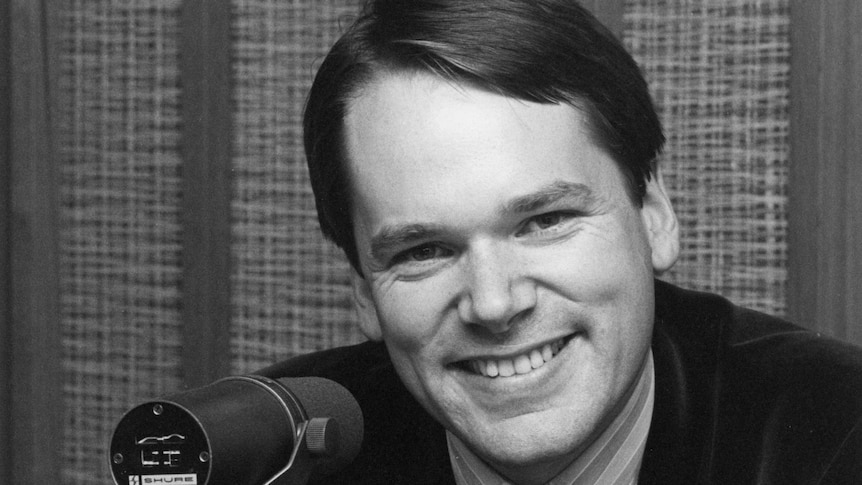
[640,168,680,274]
[351,270,384,341]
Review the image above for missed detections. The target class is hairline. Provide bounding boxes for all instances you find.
[341,64,647,201]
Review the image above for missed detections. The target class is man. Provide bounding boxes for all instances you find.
[261,0,862,483]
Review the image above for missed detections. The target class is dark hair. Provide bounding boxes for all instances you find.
[303,0,665,272]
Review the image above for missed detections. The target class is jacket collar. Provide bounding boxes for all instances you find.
[639,280,730,484]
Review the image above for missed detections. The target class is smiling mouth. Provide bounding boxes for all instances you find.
[459,336,572,378]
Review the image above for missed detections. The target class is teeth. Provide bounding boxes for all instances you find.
[514,355,532,374]
[469,338,567,378]
[498,360,515,377]
[529,349,544,369]
[542,344,553,362]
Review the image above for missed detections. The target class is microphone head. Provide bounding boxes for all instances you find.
[275,377,364,476]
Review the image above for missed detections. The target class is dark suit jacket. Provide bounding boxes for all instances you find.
[259,281,862,484]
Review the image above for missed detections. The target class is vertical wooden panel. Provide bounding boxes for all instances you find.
[788,1,862,346]
[180,0,234,387]
[6,0,62,483]
[846,1,862,346]
[0,0,12,481]
[583,0,625,40]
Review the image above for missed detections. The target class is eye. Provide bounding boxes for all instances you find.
[408,244,441,261]
[392,243,452,265]
[532,213,564,230]
[517,212,572,236]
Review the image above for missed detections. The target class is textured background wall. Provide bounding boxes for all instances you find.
[44,0,789,482]
[626,0,789,316]
[56,1,185,481]
[230,0,364,375]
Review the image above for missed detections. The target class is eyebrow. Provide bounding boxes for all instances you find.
[505,180,599,214]
[367,180,599,263]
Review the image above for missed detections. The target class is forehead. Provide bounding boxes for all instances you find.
[342,72,626,223]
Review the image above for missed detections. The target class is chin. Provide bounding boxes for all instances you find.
[461,412,596,471]
[468,433,587,485]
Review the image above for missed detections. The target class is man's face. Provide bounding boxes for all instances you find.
[343,72,678,481]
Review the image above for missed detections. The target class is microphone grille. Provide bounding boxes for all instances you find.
[276,377,364,477]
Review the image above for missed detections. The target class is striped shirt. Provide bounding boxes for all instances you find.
[447,351,655,485]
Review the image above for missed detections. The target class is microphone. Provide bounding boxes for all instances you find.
[109,375,363,485]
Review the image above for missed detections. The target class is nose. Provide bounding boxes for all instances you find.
[456,241,537,333]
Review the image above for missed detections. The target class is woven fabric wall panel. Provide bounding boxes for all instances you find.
[57,1,184,483]
[231,0,366,375]
[625,0,789,316]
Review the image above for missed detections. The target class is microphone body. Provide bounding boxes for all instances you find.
[109,376,363,485]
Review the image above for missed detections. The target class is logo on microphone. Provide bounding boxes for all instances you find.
[129,474,197,484]
[136,434,186,445]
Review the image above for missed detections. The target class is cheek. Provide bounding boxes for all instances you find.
[536,219,655,346]
[371,280,456,352]
[538,225,652,300]
[371,283,461,409]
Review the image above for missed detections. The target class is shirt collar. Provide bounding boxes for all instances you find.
[447,350,655,485]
